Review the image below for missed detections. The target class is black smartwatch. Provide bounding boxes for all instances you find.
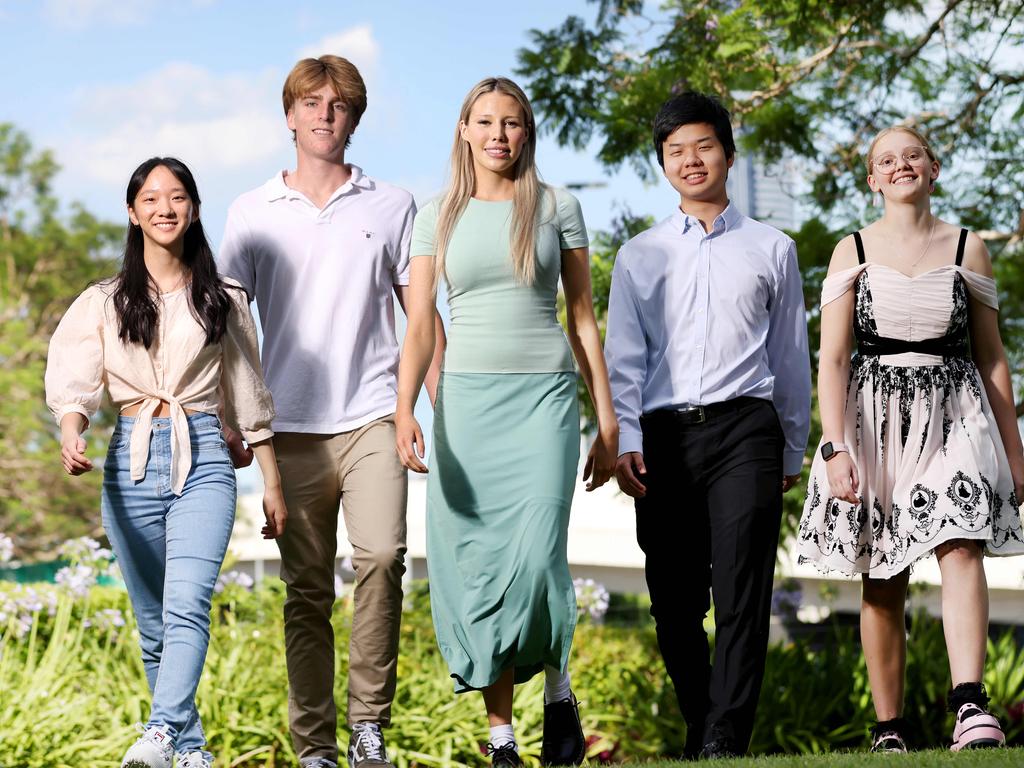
[820,441,849,461]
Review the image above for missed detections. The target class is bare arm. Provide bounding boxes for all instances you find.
[395,283,446,407]
[562,246,618,491]
[818,237,860,504]
[395,257,438,473]
[249,438,287,539]
[963,235,1024,499]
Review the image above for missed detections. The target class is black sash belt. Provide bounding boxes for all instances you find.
[855,330,968,357]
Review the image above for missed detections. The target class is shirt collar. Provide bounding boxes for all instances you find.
[263,164,372,203]
[675,201,742,236]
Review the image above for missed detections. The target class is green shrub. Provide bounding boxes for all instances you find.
[2,578,1023,767]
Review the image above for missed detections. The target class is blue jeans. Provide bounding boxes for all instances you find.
[102,413,236,758]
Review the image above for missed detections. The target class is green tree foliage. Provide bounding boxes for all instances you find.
[0,125,121,556]
[522,0,1024,411]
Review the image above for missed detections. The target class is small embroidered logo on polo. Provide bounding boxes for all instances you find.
[361,230,374,239]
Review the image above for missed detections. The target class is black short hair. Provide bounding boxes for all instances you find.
[653,91,735,168]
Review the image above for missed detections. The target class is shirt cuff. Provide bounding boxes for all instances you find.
[241,427,274,445]
[56,404,91,429]
[617,429,644,457]
[783,449,806,477]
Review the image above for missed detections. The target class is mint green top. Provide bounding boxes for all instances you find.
[411,187,589,373]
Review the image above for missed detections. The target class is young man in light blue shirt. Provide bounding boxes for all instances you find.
[605,91,811,759]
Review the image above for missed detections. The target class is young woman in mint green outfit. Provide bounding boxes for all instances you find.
[395,77,618,767]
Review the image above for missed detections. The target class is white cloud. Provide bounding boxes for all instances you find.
[295,24,380,72]
[66,63,288,185]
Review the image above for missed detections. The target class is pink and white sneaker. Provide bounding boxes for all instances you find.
[950,703,1006,751]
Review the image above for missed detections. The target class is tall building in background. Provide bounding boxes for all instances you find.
[727,154,797,231]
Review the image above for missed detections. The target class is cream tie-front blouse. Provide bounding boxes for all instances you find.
[45,277,274,495]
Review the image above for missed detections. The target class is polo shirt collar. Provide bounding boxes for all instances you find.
[263,164,373,203]
[675,200,742,235]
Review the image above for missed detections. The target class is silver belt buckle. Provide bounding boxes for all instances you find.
[680,405,706,423]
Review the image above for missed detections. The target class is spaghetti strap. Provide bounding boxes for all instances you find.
[955,228,968,266]
[853,231,866,264]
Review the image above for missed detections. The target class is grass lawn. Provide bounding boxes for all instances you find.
[630,748,1024,767]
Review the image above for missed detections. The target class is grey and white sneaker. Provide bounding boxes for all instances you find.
[347,722,393,768]
[300,758,338,768]
[176,751,213,768]
[121,724,174,768]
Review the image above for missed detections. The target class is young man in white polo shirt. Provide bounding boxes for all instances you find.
[218,56,444,768]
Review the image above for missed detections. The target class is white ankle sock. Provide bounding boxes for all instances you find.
[489,724,516,750]
[544,665,572,703]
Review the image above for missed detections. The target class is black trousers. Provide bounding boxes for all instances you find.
[635,397,784,754]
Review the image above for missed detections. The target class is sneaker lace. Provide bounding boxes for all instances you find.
[133,723,173,755]
[353,723,386,762]
[177,752,212,768]
[486,743,519,761]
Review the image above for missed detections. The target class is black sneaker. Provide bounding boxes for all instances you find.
[347,723,393,768]
[698,739,739,760]
[487,743,523,768]
[541,692,586,765]
[870,718,908,753]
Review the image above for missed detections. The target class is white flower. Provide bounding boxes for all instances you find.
[214,570,255,593]
[0,532,14,563]
[573,577,610,622]
[55,564,97,597]
[86,607,126,632]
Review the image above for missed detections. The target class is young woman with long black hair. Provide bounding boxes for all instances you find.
[46,157,286,768]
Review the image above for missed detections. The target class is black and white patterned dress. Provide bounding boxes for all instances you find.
[798,231,1024,577]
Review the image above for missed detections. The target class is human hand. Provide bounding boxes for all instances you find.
[825,451,859,504]
[60,430,93,475]
[615,451,647,498]
[782,474,801,493]
[583,425,618,492]
[396,411,428,473]
[261,485,288,539]
[1008,453,1024,507]
[223,424,254,469]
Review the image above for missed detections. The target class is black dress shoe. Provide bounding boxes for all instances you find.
[541,692,586,765]
[699,738,740,760]
[487,743,523,768]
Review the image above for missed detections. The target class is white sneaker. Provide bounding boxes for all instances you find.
[176,751,213,768]
[121,724,174,768]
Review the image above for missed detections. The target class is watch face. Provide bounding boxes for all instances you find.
[821,442,835,461]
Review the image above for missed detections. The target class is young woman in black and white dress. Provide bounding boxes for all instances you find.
[797,126,1024,752]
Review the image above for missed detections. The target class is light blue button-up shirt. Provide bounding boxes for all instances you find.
[605,203,811,475]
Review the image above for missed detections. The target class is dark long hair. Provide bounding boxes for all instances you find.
[111,157,231,349]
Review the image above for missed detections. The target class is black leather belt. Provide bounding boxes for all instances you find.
[642,396,766,425]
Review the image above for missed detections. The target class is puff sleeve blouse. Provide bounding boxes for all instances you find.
[45,277,274,495]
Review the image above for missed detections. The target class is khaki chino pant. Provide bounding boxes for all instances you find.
[274,416,407,762]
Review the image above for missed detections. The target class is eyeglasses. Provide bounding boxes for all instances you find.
[871,145,931,174]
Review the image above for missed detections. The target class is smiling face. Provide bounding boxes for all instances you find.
[286,81,356,162]
[661,122,733,206]
[459,91,529,181]
[867,129,939,202]
[127,165,196,253]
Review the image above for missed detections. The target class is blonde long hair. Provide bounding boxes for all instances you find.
[433,77,547,291]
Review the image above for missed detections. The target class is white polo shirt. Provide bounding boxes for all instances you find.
[218,166,415,434]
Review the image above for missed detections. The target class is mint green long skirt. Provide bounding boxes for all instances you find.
[427,372,580,693]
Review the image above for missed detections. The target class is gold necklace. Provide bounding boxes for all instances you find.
[909,217,937,269]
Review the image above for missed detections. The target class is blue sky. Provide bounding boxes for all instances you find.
[0,0,672,243]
